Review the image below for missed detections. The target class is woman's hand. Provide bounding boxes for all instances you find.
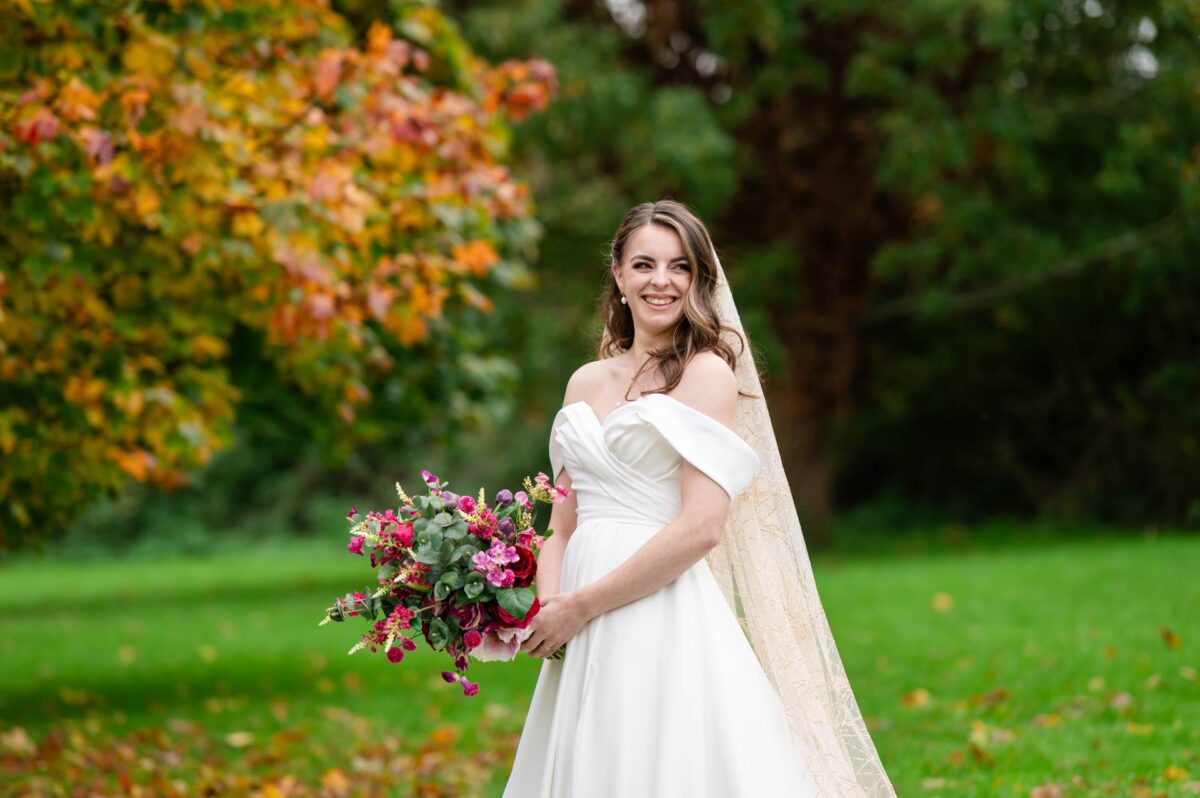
[520,592,591,659]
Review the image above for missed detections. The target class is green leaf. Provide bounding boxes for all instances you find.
[444,519,468,540]
[464,572,485,599]
[448,543,475,564]
[433,511,453,527]
[496,586,535,620]
[433,580,451,601]
[427,617,450,650]
[413,541,442,565]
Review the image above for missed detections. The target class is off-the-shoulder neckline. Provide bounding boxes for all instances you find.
[562,393,743,438]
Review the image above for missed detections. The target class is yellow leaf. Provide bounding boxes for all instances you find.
[900,687,930,708]
[232,212,264,239]
[123,39,175,75]
[931,592,953,612]
[1162,627,1181,649]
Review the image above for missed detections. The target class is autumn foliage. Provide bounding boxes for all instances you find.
[0,1,556,550]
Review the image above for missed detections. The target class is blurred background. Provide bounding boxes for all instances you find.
[1,0,1197,795]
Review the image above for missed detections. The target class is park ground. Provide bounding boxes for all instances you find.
[1,525,1197,797]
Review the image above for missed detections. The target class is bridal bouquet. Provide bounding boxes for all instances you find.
[320,468,570,696]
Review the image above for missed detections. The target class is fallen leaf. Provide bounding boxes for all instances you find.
[901,687,931,708]
[225,730,254,747]
[1030,713,1061,727]
[1031,784,1064,798]
[1109,692,1132,710]
[931,592,953,612]
[1162,628,1181,649]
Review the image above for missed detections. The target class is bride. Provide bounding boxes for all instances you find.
[503,199,895,796]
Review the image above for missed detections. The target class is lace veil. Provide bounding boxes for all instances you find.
[601,244,896,796]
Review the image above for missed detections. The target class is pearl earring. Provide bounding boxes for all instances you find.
[620,294,627,304]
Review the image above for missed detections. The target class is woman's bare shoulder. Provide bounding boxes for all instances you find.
[562,357,620,405]
[671,352,738,424]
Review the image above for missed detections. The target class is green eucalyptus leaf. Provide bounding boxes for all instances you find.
[428,617,450,651]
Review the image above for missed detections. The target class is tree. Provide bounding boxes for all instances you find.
[0,0,556,550]
[449,0,1200,543]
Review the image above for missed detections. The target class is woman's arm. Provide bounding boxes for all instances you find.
[522,353,739,658]
[531,363,592,599]
[533,468,576,599]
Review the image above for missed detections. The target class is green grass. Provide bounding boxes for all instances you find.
[1,531,1197,796]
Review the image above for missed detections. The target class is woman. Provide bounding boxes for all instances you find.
[504,200,895,797]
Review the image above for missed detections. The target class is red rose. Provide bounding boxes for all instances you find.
[510,546,536,587]
[495,596,540,628]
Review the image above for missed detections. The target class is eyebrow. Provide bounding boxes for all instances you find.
[631,254,689,262]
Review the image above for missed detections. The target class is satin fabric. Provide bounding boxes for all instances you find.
[502,393,818,797]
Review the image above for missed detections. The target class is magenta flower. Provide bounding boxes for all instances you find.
[386,646,404,663]
[347,535,365,556]
[464,630,483,649]
[458,495,477,514]
[347,505,358,520]
[459,675,479,696]
[440,671,458,683]
[421,469,439,486]
[472,538,520,587]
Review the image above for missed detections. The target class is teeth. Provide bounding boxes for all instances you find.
[644,297,676,306]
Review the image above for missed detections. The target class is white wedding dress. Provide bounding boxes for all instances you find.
[503,392,819,797]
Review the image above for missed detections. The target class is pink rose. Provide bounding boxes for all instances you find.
[347,535,365,555]
[464,629,483,649]
[386,646,404,663]
[395,522,414,547]
[470,626,534,662]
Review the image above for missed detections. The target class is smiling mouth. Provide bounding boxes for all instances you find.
[641,295,678,306]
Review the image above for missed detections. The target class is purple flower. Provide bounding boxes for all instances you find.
[440,671,458,683]
[347,536,365,556]
[494,489,513,506]
[441,491,459,509]
[498,516,516,537]
[459,676,479,697]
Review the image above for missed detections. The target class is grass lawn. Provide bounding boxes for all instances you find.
[1,530,1197,796]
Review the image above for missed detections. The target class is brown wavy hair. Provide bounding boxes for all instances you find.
[597,199,762,401]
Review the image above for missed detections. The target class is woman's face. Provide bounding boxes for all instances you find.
[611,223,693,338]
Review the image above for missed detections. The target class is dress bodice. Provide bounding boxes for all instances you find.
[549,393,761,527]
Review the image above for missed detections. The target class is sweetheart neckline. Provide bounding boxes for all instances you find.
[564,392,743,437]
[565,394,659,427]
